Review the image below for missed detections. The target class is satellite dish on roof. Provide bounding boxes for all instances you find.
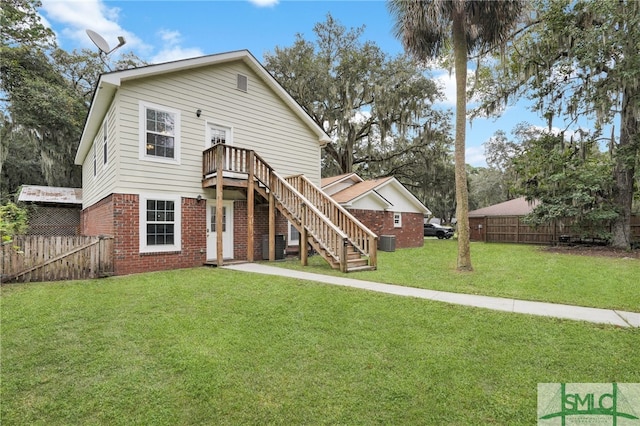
[86,29,126,55]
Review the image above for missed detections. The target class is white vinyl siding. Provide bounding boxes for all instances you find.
[111,61,319,198]
[81,103,119,208]
[80,61,321,209]
[377,183,426,214]
[350,194,392,211]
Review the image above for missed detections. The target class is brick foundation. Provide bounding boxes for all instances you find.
[233,200,288,260]
[81,195,114,236]
[81,194,289,276]
[81,194,206,276]
[348,209,424,248]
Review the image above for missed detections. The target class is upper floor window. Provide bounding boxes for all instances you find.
[139,101,181,164]
[103,120,108,165]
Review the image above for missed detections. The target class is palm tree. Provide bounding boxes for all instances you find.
[388,0,525,271]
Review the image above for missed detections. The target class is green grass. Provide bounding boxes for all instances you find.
[1,268,639,425]
[274,240,640,311]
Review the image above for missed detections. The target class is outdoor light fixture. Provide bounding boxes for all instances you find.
[196,194,203,202]
[196,109,202,117]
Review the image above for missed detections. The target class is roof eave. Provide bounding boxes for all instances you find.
[75,80,118,165]
[321,173,362,191]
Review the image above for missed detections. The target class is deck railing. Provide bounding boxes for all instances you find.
[286,174,377,267]
[203,144,355,271]
[203,144,273,187]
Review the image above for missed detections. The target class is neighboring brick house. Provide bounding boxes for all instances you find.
[321,173,430,249]
[74,50,376,275]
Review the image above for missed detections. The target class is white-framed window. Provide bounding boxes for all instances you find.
[102,119,108,165]
[139,194,182,253]
[288,221,300,246]
[211,205,227,232]
[139,101,181,164]
[393,212,402,228]
[206,123,233,147]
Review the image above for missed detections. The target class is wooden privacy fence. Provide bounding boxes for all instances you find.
[1,235,114,283]
[469,215,640,244]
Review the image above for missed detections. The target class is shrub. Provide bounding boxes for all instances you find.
[0,202,28,242]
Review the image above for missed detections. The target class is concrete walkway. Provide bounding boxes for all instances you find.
[222,263,640,328]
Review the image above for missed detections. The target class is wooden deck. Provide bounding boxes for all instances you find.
[202,144,377,272]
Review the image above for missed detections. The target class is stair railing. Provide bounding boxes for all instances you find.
[285,174,377,268]
[203,144,351,271]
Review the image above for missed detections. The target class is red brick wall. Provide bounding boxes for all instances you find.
[348,209,424,248]
[81,195,114,236]
[234,200,288,260]
[81,194,206,276]
[233,200,248,260]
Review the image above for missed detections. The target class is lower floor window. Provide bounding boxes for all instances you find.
[146,223,174,245]
[288,221,300,245]
[140,195,181,253]
[393,212,402,228]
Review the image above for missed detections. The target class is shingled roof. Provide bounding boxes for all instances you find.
[329,177,394,204]
[321,173,430,214]
[468,197,538,217]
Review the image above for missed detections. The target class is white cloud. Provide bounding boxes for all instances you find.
[248,0,279,7]
[150,46,205,64]
[150,29,204,63]
[40,0,147,54]
[349,110,371,125]
[465,145,486,167]
[40,0,205,64]
[158,29,181,45]
[433,69,477,107]
[527,124,590,141]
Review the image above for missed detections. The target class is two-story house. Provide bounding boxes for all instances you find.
[75,50,377,275]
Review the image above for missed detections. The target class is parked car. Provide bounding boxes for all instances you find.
[424,223,454,239]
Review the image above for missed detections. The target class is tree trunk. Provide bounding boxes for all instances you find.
[452,12,473,271]
[323,142,353,175]
[610,88,638,249]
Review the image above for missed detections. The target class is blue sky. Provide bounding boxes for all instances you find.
[38,0,551,167]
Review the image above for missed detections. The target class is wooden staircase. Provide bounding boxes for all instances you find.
[203,144,377,272]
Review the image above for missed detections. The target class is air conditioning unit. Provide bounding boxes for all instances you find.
[379,235,396,252]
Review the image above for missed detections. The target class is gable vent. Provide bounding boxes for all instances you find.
[237,74,248,92]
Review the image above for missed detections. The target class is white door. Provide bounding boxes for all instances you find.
[206,200,234,260]
[208,124,234,170]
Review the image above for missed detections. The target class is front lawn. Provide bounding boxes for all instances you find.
[276,240,640,311]
[2,268,638,425]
